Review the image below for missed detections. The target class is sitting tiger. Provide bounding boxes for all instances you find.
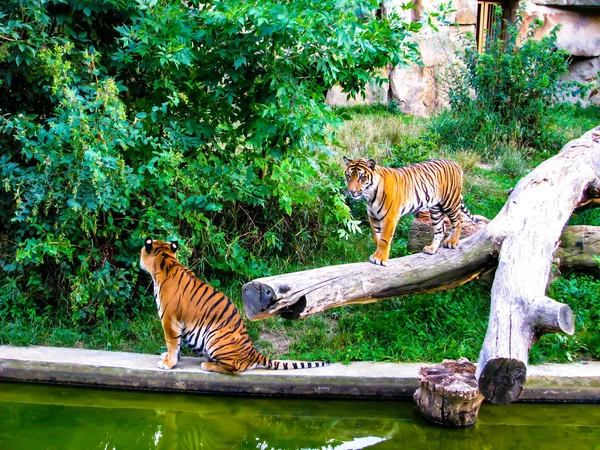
[140,238,329,374]
[343,157,480,266]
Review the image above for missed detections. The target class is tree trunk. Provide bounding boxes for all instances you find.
[242,127,600,404]
[476,128,599,404]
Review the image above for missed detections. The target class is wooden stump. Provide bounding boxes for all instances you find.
[414,358,484,427]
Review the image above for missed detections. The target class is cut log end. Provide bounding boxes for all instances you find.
[242,282,277,321]
[534,296,575,336]
[478,358,527,405]
[242,281,307,321]
[557,304,575,336]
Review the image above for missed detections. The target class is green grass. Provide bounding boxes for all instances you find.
[538,274,600,362]
[283,282,491,363]
[464,167,517,218]
[1,104,598,365]
[549,104,600,144]
[568,208,600,227]
[0,313,164,355]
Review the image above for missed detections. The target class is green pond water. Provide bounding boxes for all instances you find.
[0,382,599,450]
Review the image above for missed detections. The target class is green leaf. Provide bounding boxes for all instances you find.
[234,56,246,69]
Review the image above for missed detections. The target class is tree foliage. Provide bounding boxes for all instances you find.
[432,6,570,158]
[0,0,421,325]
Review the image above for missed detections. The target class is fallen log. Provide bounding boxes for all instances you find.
[242,126,600,404]
[554,225,600,275]
[408,213,600,276]
[242,231,499,321]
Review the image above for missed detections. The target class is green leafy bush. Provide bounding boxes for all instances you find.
[431,6,570,159]
[0,0,422,325]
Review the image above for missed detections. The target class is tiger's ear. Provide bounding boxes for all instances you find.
[144,238,153,254]
[343,156,351,166]
[170,241,179,253]
[367,159,376,170]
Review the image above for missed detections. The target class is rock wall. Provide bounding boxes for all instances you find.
[525,0,600,106]
[561,56,600,106]
[325,0,476,116]
[387,28,468,116]
[325,0,600,115]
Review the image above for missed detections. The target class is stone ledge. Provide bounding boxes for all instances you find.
[0,345,598,402]
[523,2,600,57]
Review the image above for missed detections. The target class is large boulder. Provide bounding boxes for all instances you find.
[389,25,474,116]
[452,0,478,25]
[325,68,390,107]
[415,24,471,67]
[560,56,600,106]
[389,65,438,116]
[533,0,600,5]
[522,2,600,57]
[325,0,478,115]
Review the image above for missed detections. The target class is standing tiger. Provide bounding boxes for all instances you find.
[343,157,479,266]
[140,238,329,374]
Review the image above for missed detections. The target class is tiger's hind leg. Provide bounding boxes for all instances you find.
[423,206,445,254]
[442,203,462,249]
[201,361,237,375]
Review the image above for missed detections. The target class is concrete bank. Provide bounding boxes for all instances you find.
[0,345,599,402]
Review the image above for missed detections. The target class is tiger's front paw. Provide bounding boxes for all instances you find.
[369,254,388,266]
[157,359,177,370]
[157,352,177,370]
[423,245,438,255]
[442,234,460,249]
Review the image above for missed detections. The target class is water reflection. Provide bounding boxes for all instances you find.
[153,401,402,450]
[0,382,599,450]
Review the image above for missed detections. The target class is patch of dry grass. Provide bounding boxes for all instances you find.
[331,108,430,164]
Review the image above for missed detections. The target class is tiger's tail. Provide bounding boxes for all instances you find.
[460,198,481,223]
[268,360,331,370]
[261,353,330,370]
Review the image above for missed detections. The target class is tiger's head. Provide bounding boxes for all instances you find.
[343,157,377,200]
[140,238,179,276]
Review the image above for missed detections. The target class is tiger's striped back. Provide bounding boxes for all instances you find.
[140,238,329,374]
[384,160,464,216]
[343,158,479,265]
